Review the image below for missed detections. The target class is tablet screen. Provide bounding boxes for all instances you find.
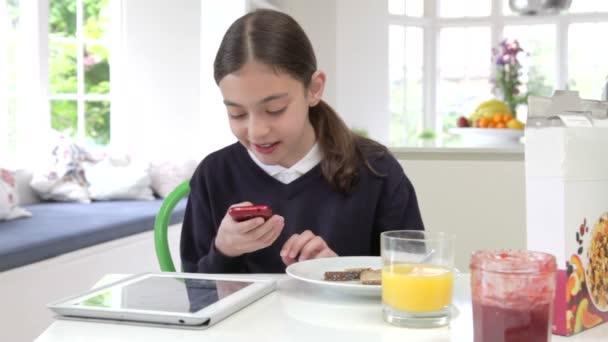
[75,276,253,313]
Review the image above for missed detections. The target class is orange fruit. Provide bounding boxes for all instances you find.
[502,114,513,123]
[488,121,497,128]
[493,113,503,123]
[478,118,489,128]
[496,122,506,129]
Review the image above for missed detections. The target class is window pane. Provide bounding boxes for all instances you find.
[439,27,490,78]
[4,0,20,154]
[51,100,78,136]
[389,26,423,146]
[438,27,491,132]
[84,0,110,40]
[569,0,608,13]
[389,25,423,146]
[568,23,608,100]
[388,0,405,15]
[5,44,16,100]
[406,0,424,17]
[84,44,110,94]
[503,0,514,15]
[85,101,110,145]
[387,0,424,17]
[5,0,19,99]
[49,41,78,94]
[503,25,555,98]
[439,79,491,131]
[50,0,76,37]
[440,0,490,17]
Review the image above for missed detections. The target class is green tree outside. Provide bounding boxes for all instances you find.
[49,0,111,145]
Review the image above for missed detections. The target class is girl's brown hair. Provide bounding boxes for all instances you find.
[213,9,387,193]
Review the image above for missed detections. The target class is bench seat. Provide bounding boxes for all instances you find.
[0,199,186,272]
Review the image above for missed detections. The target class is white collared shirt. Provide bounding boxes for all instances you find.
[247,143,322,184]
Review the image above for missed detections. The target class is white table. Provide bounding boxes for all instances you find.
[36,274,608,342]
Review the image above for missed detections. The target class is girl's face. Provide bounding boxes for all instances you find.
[219,61,324,168]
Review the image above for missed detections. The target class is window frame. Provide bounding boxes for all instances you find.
[48,0,112,142]
[388,0,608,136]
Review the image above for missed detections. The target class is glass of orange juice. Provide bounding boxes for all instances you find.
[381,230,455,328]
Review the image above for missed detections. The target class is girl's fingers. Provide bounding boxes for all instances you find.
[298,236,326,261]
[253,217,284,246]
[280,233,300,258]
[281,232,303,265]
[316,248,338,259]
[246,216,283,239]
[282,254,296,266]
[266,222,285,246]
[285,230,315,259]
[236,217,266,234]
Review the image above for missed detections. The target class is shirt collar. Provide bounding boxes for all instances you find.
[247,142,322,176]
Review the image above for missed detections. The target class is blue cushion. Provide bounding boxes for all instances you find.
[0,199,186,272]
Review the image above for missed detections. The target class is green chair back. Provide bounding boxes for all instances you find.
[154,180,190,272]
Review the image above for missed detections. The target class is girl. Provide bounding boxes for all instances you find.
[181,9,424,273]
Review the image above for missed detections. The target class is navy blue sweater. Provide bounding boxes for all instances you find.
[180,142,424,273]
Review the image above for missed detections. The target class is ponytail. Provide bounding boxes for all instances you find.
[310,100,387,194]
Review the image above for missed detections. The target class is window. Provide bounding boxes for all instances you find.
[388,0,608,146]
[389,25,423,145]
[0,0,20,158]
[1,0,112,164]
[49,0,111,145]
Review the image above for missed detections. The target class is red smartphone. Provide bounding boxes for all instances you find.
[228,205,273,222]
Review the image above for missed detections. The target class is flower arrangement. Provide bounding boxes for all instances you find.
[491,39,528,117]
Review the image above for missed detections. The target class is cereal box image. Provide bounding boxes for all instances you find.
[525,91,608,336]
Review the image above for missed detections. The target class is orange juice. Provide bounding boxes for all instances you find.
[382,264,454,312]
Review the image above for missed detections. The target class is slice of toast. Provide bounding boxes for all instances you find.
[360,269,382,285]
[324,268,370,281]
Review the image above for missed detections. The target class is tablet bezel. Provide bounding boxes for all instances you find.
[47,272,276,327]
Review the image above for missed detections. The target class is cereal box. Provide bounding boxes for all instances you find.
[525,90,608,336]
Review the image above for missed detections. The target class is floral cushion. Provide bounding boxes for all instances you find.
[30,133,99,203]
[30,132,158,202]
[86,155,155,201]
[0,168,32,221]
[149,159,197,198]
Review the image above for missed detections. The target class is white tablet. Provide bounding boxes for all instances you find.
[47,272,276,328]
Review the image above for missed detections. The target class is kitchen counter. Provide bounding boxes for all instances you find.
[389,140,524,160]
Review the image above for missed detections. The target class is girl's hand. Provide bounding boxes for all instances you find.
[215,202,285,257]
[280,230,337,266]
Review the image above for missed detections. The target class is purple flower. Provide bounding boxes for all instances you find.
[491,38,528,116]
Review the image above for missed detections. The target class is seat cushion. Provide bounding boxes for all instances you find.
[0,199,186,272]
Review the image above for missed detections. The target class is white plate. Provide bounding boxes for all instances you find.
[285,256,382,297]
[449,127,524,146]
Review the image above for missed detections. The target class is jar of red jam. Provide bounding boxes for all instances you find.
[470,250,557,342]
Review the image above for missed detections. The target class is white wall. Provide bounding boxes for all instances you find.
[111,1,390,161]
[272,0,337,108]
[111,0,247,161]
[111,0,202,161]
[198,1,246,157]
[274,0,389,144]
[336,0,389,144]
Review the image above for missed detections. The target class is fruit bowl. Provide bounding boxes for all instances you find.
[449,128,524,146]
